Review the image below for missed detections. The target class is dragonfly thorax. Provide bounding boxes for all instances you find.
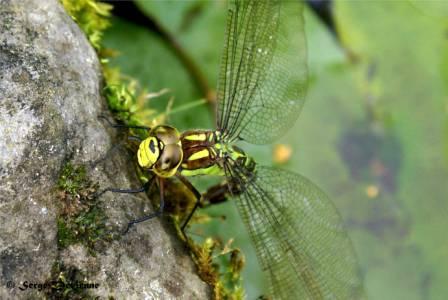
[137,125,183,178]
[218,143,256,175]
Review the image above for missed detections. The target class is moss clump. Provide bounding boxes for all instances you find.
[188,237,245,300]
[44,261,94,300]
[56,163,111,255]
[102,79,161,133]
[57,163,88,195]
[56,206,110,254]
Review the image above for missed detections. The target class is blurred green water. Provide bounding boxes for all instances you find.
[103,1,448,299]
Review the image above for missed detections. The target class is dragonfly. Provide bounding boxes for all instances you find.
[100,0,364,299]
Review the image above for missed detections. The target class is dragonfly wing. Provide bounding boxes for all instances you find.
[230,166,365,299]
[216,0,308,144]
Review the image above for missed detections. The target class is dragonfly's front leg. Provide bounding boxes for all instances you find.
[98,115,151,131]
[175,174,202,237]
[92,116,145,168]
[90,135,142,169]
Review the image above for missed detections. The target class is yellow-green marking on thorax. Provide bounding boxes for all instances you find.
[183,133,207,141]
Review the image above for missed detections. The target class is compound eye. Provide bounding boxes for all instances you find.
[137,137,160,169]
[157,144,182,171]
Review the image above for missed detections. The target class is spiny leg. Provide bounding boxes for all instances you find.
[95,114,147,166]
[124,178,164,232]
[96,174,153,198]
[93,114,146,168]
[176,174,202,237]
[123,176,165,234]
[176,176,243,232]
[90,135,142,169]
[98,115,152,131]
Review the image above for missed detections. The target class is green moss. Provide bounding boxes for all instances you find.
[57,217,77,249]
[56,163,112,255]
[187,237,245,300]
[57,163,88,195]
[56,207,111,255]
[44,261,92,299]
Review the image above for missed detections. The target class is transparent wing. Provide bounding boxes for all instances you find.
[216,0,308,144]
[227,165,365,299]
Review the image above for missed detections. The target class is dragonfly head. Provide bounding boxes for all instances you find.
[137,125,183,178]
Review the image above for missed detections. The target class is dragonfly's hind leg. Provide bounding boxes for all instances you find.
[96,175,154,199]
[123,177,164,234]
[176,174,202,238]
[176,177,242,238]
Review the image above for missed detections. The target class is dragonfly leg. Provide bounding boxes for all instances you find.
[176,174,201,237]
[96,175,154,198]
[98,115,152,131]
[177,178,242,237]
[123,177,164,234]
[90,135,141,169]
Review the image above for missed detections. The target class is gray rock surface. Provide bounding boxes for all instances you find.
[0,0,209,298]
